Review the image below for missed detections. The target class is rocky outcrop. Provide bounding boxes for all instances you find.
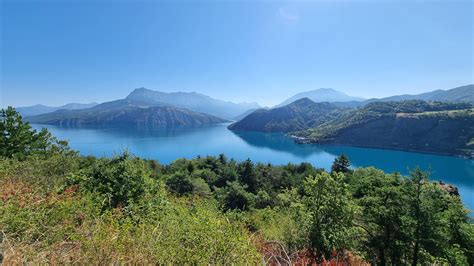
[437,181,460,196]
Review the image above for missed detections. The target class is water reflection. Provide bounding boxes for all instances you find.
[32,123,474,213]
[232,130,474,187]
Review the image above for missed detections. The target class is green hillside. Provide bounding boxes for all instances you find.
[26,101,228,128]
[228,98,346,132]
[296,101,474,157]
[1,107,473,264]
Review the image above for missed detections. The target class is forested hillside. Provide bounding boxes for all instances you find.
[26,103,228,128]
[296,101,474,157]
[228,98,345,132]
[1,107,473,264]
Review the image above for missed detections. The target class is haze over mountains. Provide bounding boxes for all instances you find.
[364,84,474,104]
[276,88,364,107]
[229,98,343,132]
[126,88,260,120]
[277,84,474,108]
[20,84,474,130]
[18,84,473,119]
[16,103,98,117]
[17,84,474,156]
[27,105,227,128]
[229,98,474,157]
[25,88,256,127]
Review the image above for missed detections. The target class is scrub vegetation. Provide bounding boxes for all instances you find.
[1,107,473,264]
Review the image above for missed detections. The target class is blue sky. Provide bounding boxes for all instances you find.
[1,0,472,107]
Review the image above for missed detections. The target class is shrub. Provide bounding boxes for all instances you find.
[218,181,255,211]
[165,171,194,195]
[68,152,150,209]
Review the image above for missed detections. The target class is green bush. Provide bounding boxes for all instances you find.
[217,181,255,211]
[67,152,150,209]
[165,171,194,195]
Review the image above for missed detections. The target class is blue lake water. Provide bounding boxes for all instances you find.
[32,123,474,214]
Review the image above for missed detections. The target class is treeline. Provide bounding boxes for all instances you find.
[1,107,473,264]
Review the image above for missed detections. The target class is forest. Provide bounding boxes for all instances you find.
[1,106,473,265]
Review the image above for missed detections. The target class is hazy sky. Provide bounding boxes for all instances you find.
[1,0,473,107]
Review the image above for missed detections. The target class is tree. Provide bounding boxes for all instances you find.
[350,168,407,265]
[238,159,257,192]
[331,154,351,174]
[403,168,472,265]
[218,181,255,211]
[166,171,194,195]
[218,153,227,165]
[0,107,62,159]
[70,152,149,209]
[298,172,357,260]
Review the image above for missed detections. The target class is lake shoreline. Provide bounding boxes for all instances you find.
[290,134,474,160]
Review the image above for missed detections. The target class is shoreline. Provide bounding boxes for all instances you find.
[289,134,474,160]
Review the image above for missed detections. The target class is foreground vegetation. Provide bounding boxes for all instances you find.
[1,107,473,264]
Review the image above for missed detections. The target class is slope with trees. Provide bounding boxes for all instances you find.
[297,100,474,157]
[1,107,472,264]
[26,103,228,128]
[228,98,345,132]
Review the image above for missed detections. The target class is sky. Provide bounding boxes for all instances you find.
[1,0,473,107]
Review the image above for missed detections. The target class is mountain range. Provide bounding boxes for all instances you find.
[19,84,474,142]
[25,88,262,128]
[276,88,364,107]
[17,103,98,117]
[366,84,474,103]
[229,98,474,157]
[229,98,344,132]
[277,84,474,108]
[27,101,227,128]
[126,88,260,120]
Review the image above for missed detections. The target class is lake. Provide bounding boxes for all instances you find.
[32,123,474,214]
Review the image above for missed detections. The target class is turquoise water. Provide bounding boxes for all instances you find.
[32,123,474,214]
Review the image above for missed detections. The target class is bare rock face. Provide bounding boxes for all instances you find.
[437,181,460,196]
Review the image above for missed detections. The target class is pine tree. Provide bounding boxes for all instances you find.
[0,107,37,158]
[331,154,351,174]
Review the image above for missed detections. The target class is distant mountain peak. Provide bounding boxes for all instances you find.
[287,97,316,106]
[16,102,99,117]
[124,87,260,119]
[313,88,337,92]
[276,88,364,107]
[365,84,474,104]
[229,97,340,132]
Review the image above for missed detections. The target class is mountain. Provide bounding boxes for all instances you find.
[366,84,474,104]
[295,100,474,157]
[16,102,98,117]
[125,88,260,120]
[26,101,227,128]
[228,98,344,132]
[276,88,364,107]
[277,84,474,109]
[232,108,267,121]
